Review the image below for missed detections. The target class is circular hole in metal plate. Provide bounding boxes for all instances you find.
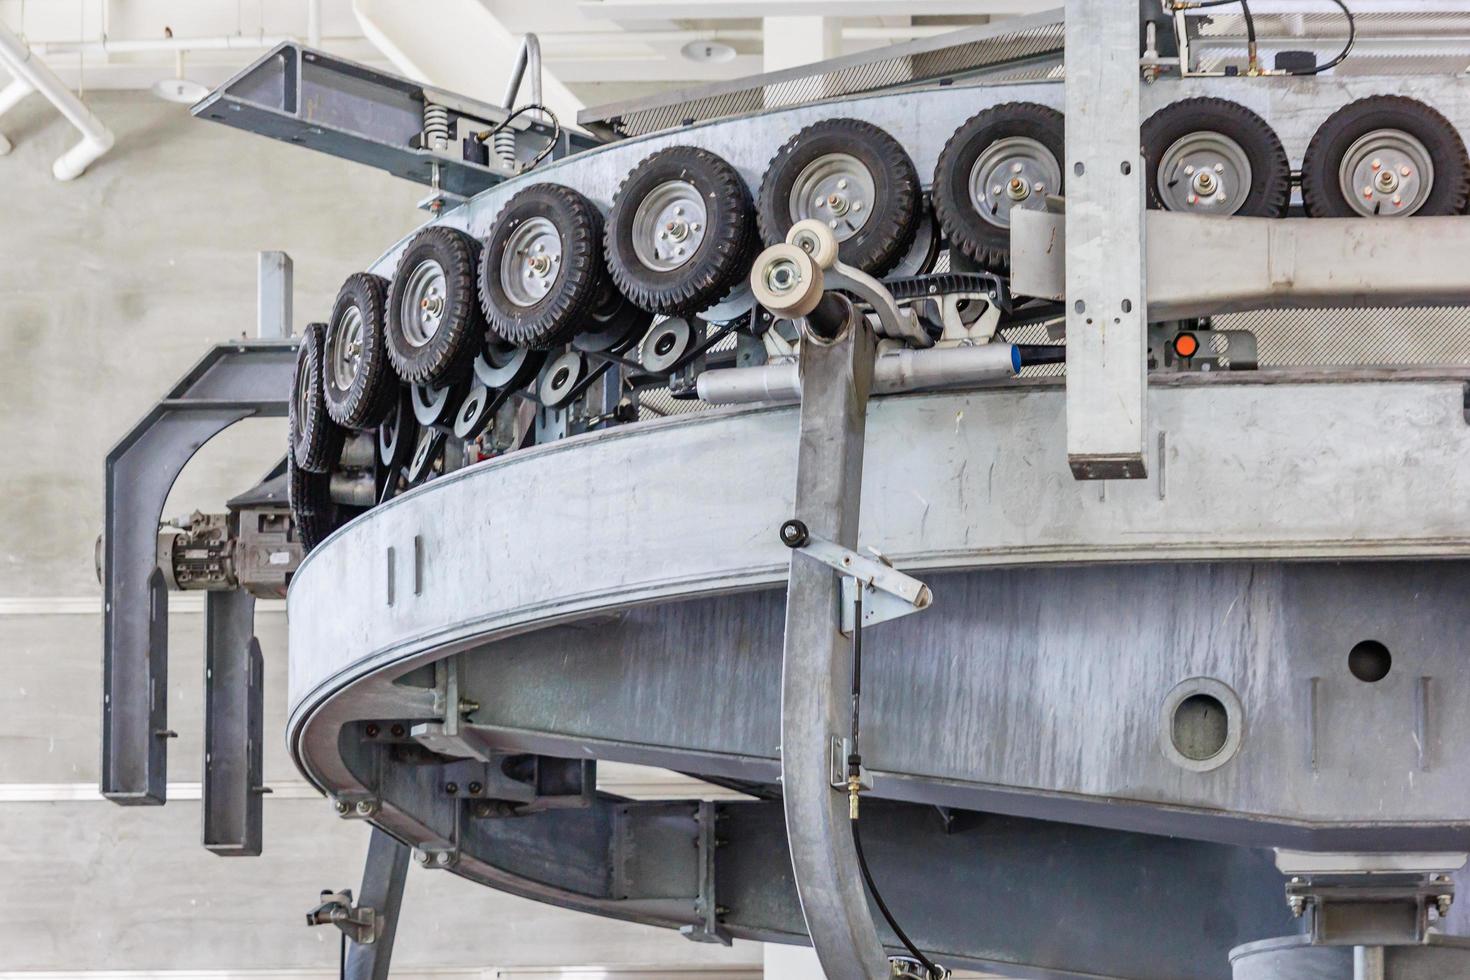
[1159,677,1243,772]
[1348,640,1392,683]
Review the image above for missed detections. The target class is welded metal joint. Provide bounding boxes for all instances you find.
[680,801,733,946]
[781,529,933,636]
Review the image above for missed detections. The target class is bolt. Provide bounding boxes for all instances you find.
[1363,187,1374,199]
[1289,896,1305,918]
[765,258,800,293]
[1393,195,1402,206]
[391,724,406,738]
[1184,165,1196,176]
[1214,162,1224,173]
[1438,894,1454,917]
[365,723,380,738]
[1010,162,1023,174]
[355,799,379,817]
[837,178,849,189]
[435,851,452,867]
[334,799,351,815]
[1186,193,1198,205]
[445,782,459,795]
[992,184,1002,196]
[468,781,483,795]
[1372,158,1382,170]
[1401,165,1413,177]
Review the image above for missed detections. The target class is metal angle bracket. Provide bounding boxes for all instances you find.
[780,522,933,635]
[306,888,379,945]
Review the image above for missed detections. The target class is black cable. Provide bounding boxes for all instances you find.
[1292,0,1355,75]
[338,931,345,980]
[1180,0,1257,72]
[852,818,944,979]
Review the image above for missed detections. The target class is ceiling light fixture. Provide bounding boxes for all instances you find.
[681,39,737,64]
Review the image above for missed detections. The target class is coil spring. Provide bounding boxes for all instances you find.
[494,128,518,168]
[423,103,450,151]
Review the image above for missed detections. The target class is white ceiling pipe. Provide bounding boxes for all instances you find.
[0,76,33,155]
[33,34,297,55]
[308,0,323,47]
[0,21,114,180]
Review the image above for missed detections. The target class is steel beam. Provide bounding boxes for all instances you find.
[779,313,890,978]
[344,828,411,980]
[202,590,263,856]
[1063,0,1148,480]
[102,341,295,805]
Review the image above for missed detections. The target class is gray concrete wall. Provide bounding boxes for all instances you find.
[0,90,759,976]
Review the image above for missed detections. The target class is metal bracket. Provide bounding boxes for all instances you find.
[830,736,873,793]
[306,828,410,980]
[306,888,379,945]
[781,522,933,636]
[679,801,733,946]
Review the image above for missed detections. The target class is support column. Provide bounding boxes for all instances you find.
[779,313,889,980]
[762,16,840,107]
[344,829,411,980]
[1063,0,1148,480]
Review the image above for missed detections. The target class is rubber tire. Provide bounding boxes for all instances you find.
[1142,98,1291,218]
[288,453,340,554]
[386,225,485,387]
[1301,95,1470,218]
[933,102,1065,271]
[758,118,921,276]
[323,273,396,429]
[607,146,758,318]
[289,322,345,474]
[480,184,606,349]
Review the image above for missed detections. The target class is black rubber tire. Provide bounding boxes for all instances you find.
[287,453,340,554]
[1142,98,1291,218]
[323,272,397,430]
[480,184,607,349]
[607,146,758,317]
[289,322,345,474]
[385,225,485,387]
[932,102,1064,271]
[1301,96,1470,218]
[758,118,921,276]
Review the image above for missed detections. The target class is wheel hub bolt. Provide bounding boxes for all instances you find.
[527,254,551,277]
[1006,177,1030,201]
[1192,171,1216,195]
[1376,170,1399,193]
[419,291,443,317]
[664,218,689,242]
[827,193,850,217]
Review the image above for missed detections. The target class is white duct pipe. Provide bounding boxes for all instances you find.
[0,76,34,155]
[33,35,296,55]
[0,22,114,180]
[308,0,323,47]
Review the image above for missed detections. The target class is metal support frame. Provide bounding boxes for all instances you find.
[202,590,264,855]
[257,251,292,340]
[779,311,890,978]
[1063,0,1148,480]
[306,828,411,980]
[103,341,295,805]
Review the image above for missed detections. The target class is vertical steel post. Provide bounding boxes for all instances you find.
[258,251,293,340]
[1064,0,1148,480]
[780,312,889,979]
[202,589,263,856]
[344,828,412,980]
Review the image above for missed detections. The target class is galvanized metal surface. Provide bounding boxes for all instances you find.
[290,372,1470,847]
[1063,0,1148,480]
[1230,934,1470,980]
[343,828,411,980]
[201,589,263,855]
[778,318,888,979]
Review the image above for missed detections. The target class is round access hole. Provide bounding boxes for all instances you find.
[1159,677,1243,773]
[1348,640,1392,683]
[1172,693,1229,761]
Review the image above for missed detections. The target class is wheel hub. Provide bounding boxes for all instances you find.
[501,216,563,308]
[790,153,875,242]
[1340,129,1434,216]
[401,259,448,348]
[330,305,365,391]
[968,136,1059,229]
[1157,130,1252,214]
[632,180,707,273]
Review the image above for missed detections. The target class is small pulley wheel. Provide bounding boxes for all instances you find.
[474,336,542,390]
[607,146,758,317]
[751,243,823,319]
[932,102,1064,270]
[406,427,446,485]
[538,351,586,408]
[758,118,921,276]
[1142,98,1290,217]
[639,318,695,374]
[386,225,485,387]
[323,273,397,429]
[452,383,494,440]
[573,280,654,354]
[411,381,458,428]
[378,386,418,472]
[479,183,608,348]
[290,322,345,474]
[1301,96,1470,217]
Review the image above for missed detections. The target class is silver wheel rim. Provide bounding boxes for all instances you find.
[295,357,312,425]
[329,305,364,392]
[789,152,875,243]
[400,259,448,347]
[500,217,563,307]
[1156,131,1253,214]
[1338,128,1435,217]
[968,136,1061,229]
[632,180,707,272]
